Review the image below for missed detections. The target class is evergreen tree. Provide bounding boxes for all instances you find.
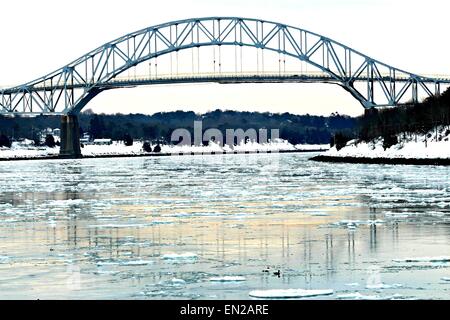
[153,144,161,153]
[143,142,152,152]
[0,134,11,148]
[45,134,56,148]
[89,115,106,139]
[123,134,133,146]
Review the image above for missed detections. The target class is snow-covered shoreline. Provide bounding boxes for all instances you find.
[0,139,329,161]
[323,126,450,161]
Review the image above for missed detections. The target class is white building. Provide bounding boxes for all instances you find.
[80,133,92,145]
[53,129,61,138]
[93,139,112,145]
[39,128,61,143]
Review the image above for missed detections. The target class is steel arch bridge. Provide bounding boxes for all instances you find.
[1,17,450,117]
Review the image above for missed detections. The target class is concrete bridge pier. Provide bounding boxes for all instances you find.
[59,115,82,158]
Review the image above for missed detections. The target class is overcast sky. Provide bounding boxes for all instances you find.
[1,0,449,116]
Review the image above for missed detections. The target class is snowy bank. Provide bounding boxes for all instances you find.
[0,140,59,159]
[323,126,450,160]
[1,139,329,160]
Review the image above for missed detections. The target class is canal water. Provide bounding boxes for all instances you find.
[0,153,449,299]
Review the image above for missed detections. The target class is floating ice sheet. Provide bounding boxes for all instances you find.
[119,260,153,266]
[170,278,186,286]
[162,253,198,260]
[366,283,403,290]
[249,289,333,299]
[88,223,152,229]
[344,283,360,287]
[209,276,246,282]
[393,256,450,263]
[337,292,405,300]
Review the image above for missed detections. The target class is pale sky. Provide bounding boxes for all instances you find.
[1,0,450,117]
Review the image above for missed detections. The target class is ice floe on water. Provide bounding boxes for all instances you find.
[344,283,360,287]
[249,289,333,299]
[140,290,167,297]
[440,277,450,281]
[119,260,153,266]
[329,219,385,229]
[0,255,10,264]
[169,278,186,286]
[88,223,153,229]
[384,212,413,219]
[308,213,330,217]
[209,276,246,282]
[119,241,155,248]
[393,256,450,263]
[366,283,403,290]
[337,293,377,300]
[96,261,120,266]
[46,199,85,206]
[94,270,120,275]
[162,253,198,260]
[384,210,450,219]
[149,221,173,225]
[337,292,406,300]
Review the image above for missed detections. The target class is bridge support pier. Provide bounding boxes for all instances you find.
[59,115,82,158]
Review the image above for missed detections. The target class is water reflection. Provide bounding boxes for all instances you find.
[0,154,449,299]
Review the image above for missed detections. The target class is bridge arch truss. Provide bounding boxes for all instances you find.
[1,17,450,115]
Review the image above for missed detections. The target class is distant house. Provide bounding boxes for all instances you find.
[39,128,61,143]
[53,129,61,138]
[93,139,112,145]
[80,133,92,145]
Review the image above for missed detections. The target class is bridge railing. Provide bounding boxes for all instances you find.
[109,71,330,82]
[419,74,450,81]
[29,71,450,89]
[84,71,450,86]
[3,71,450,96]
[27,71,333,89]
[3,70,450,91]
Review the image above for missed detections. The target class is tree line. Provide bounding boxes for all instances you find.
[0,109,357,146]
[331,87,450,150]
[4,89,448,151]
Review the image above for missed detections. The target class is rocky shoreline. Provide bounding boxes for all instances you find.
[311,155,450,166]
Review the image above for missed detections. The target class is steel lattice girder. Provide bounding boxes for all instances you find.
[1,17,450,115]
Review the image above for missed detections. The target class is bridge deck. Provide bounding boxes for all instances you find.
[2,72,450,93]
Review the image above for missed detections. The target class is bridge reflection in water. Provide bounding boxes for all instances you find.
[0,154,449,299]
